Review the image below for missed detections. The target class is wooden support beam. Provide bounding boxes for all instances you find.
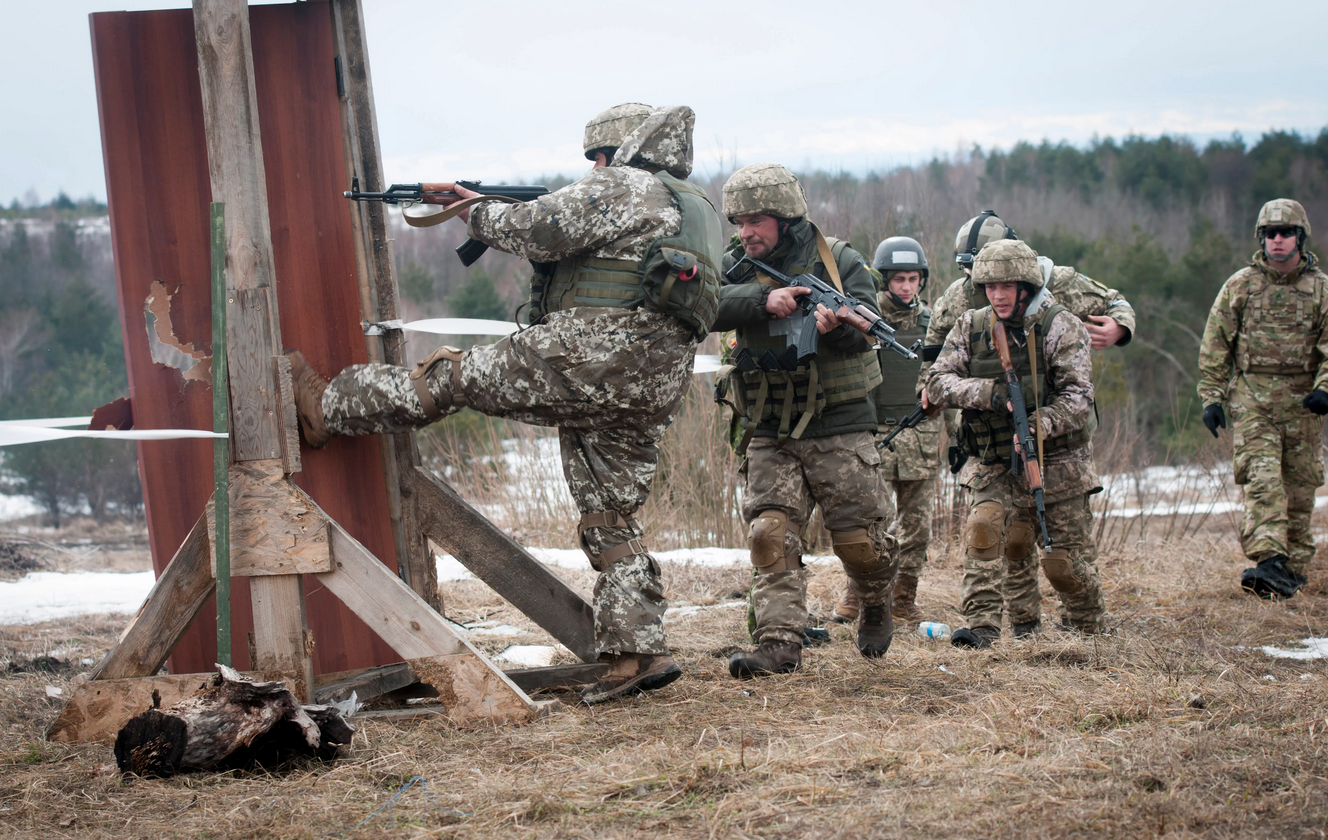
[411,467,598,662]
[313,663,416,705]
[89,515,215,681]
[329,0,435,606]
[207,460,331,576]
[504,663,609,693]
[316,520,542,724]
[193,0,285,462]
[250,575,314,702]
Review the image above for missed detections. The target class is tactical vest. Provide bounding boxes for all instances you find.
[1235,274,1323,376]
[961,304,1094,464]
[734,236,881,439]
[874,306,929,425]
[528,172,723,339]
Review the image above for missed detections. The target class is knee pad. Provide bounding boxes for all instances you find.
[1003,518,1036,561]
[409,346,467,419]
[832,528,879,574]
[1041,547,1081,593]
[965,501,1004,560]
[749,510,797,573]
[578,511,644,571]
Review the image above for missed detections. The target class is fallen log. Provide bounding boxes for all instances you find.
[113,665,353,777]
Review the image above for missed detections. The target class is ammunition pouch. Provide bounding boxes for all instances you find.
[409,346,467,421]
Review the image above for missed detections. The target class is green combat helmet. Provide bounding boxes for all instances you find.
[1255,198,1312,250]
[971,239,1043,289]
[721,163,809,221]
[954,210,1018,268]
[583,102,653,161]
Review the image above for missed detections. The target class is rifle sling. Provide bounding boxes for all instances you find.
[400,194,521,228]
[1028,325,1046,474]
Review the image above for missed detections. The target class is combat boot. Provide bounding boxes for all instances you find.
[728,641,802,679]
[857,602,894,659]
[285,351,330,448]
[891,574,923,624]
[580,653,682,705]
[951,625,999,649]
[1241,554,1304,599]
[831,587,859,623]
[1012,619,1042,639]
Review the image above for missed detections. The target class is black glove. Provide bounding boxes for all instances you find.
[948,444,968,474]
[1304,390,1328,416]
[990,382,1009,411]
[1202,403,1226,437]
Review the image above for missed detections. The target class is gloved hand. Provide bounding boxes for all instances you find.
[948,445,968,475]
[1202,403,1226,437]
[1303,390,1328,416]
[989,382,1009,411]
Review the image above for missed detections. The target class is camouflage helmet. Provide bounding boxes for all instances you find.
[971,240,1044,290]
[722,163,809,220]
[583,103,652,160]
[954,210,1018,267]
[1255,198,1312,238]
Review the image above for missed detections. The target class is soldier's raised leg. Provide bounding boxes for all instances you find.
[1000,513,1042,637]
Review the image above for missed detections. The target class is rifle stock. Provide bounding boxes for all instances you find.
[990,318,1053,550]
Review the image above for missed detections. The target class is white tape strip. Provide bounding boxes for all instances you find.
[402,318,520,336]
[0,416,93,428]
[0,425,226,448]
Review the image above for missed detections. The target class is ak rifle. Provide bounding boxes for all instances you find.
[990,317,1052,550]
[344,177,549,267]
[725,255,919,371]
[876,403,929,451]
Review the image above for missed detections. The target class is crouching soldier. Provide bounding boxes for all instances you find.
[924,240,1107,648]
[714,163,897,676]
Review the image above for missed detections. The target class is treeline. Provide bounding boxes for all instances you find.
[0,197,139,524]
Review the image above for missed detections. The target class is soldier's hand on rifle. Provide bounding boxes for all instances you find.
[765,287,810,318]
[1084,315,1126,350]
[448,182,483,223]
[989,382,1009,411]
[813,303,844,334]
[1303,390,1328,416]
[1202,403,1226,437]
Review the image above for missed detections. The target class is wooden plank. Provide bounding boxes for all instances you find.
[316,523,540,722]
[207,461,331,576]
[250,574,313,702]
[90,514,215,681]
[271,355,301,475]
[312,663,415,705]
[329,0,434,606]
[504,663,608,693]
[411,467,598,662]
[193,0,282,462]
[46,672,278,744]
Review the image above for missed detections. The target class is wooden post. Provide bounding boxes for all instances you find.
[210,202,232,667]
[330,0,437,607]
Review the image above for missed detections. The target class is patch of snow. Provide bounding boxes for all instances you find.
[0,571,153,624]
[1260,637,1328,660]
[666,600,745,618]
[493,645,557,668]
[0,494,42,522]
[466,624,527,637]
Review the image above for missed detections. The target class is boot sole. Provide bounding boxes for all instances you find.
[580,661,682,705]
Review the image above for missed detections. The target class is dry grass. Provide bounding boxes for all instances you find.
[3,535,1328,839]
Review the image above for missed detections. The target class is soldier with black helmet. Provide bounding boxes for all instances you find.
[831,236,940,626]
[1198,198,1328,598]
[713,163,898,677]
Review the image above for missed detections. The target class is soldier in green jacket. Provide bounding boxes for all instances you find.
[1197,198,1328,598]
[924,240,1107,648]
[713,163,897,677]
[832,236,940,626]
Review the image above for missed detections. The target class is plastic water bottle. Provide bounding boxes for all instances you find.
[918,621,951,640]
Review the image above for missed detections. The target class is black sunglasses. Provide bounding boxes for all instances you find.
[1264,226,1299,240]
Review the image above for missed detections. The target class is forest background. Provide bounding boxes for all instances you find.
[3,128,1328,528]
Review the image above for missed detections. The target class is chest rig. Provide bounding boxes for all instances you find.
[1236,272,1322,376]
[874,304,929,425]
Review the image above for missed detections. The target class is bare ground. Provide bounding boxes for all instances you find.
[2,535,1327,839]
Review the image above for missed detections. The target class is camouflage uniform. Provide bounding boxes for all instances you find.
[1197,249,1328,577]
[924,241,1107,636]
[321,107,719,658]
[716,213,896,648]
[875,291,941,580]
[923,258,1131,628]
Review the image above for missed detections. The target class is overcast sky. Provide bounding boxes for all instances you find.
[4,0,1327,205]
